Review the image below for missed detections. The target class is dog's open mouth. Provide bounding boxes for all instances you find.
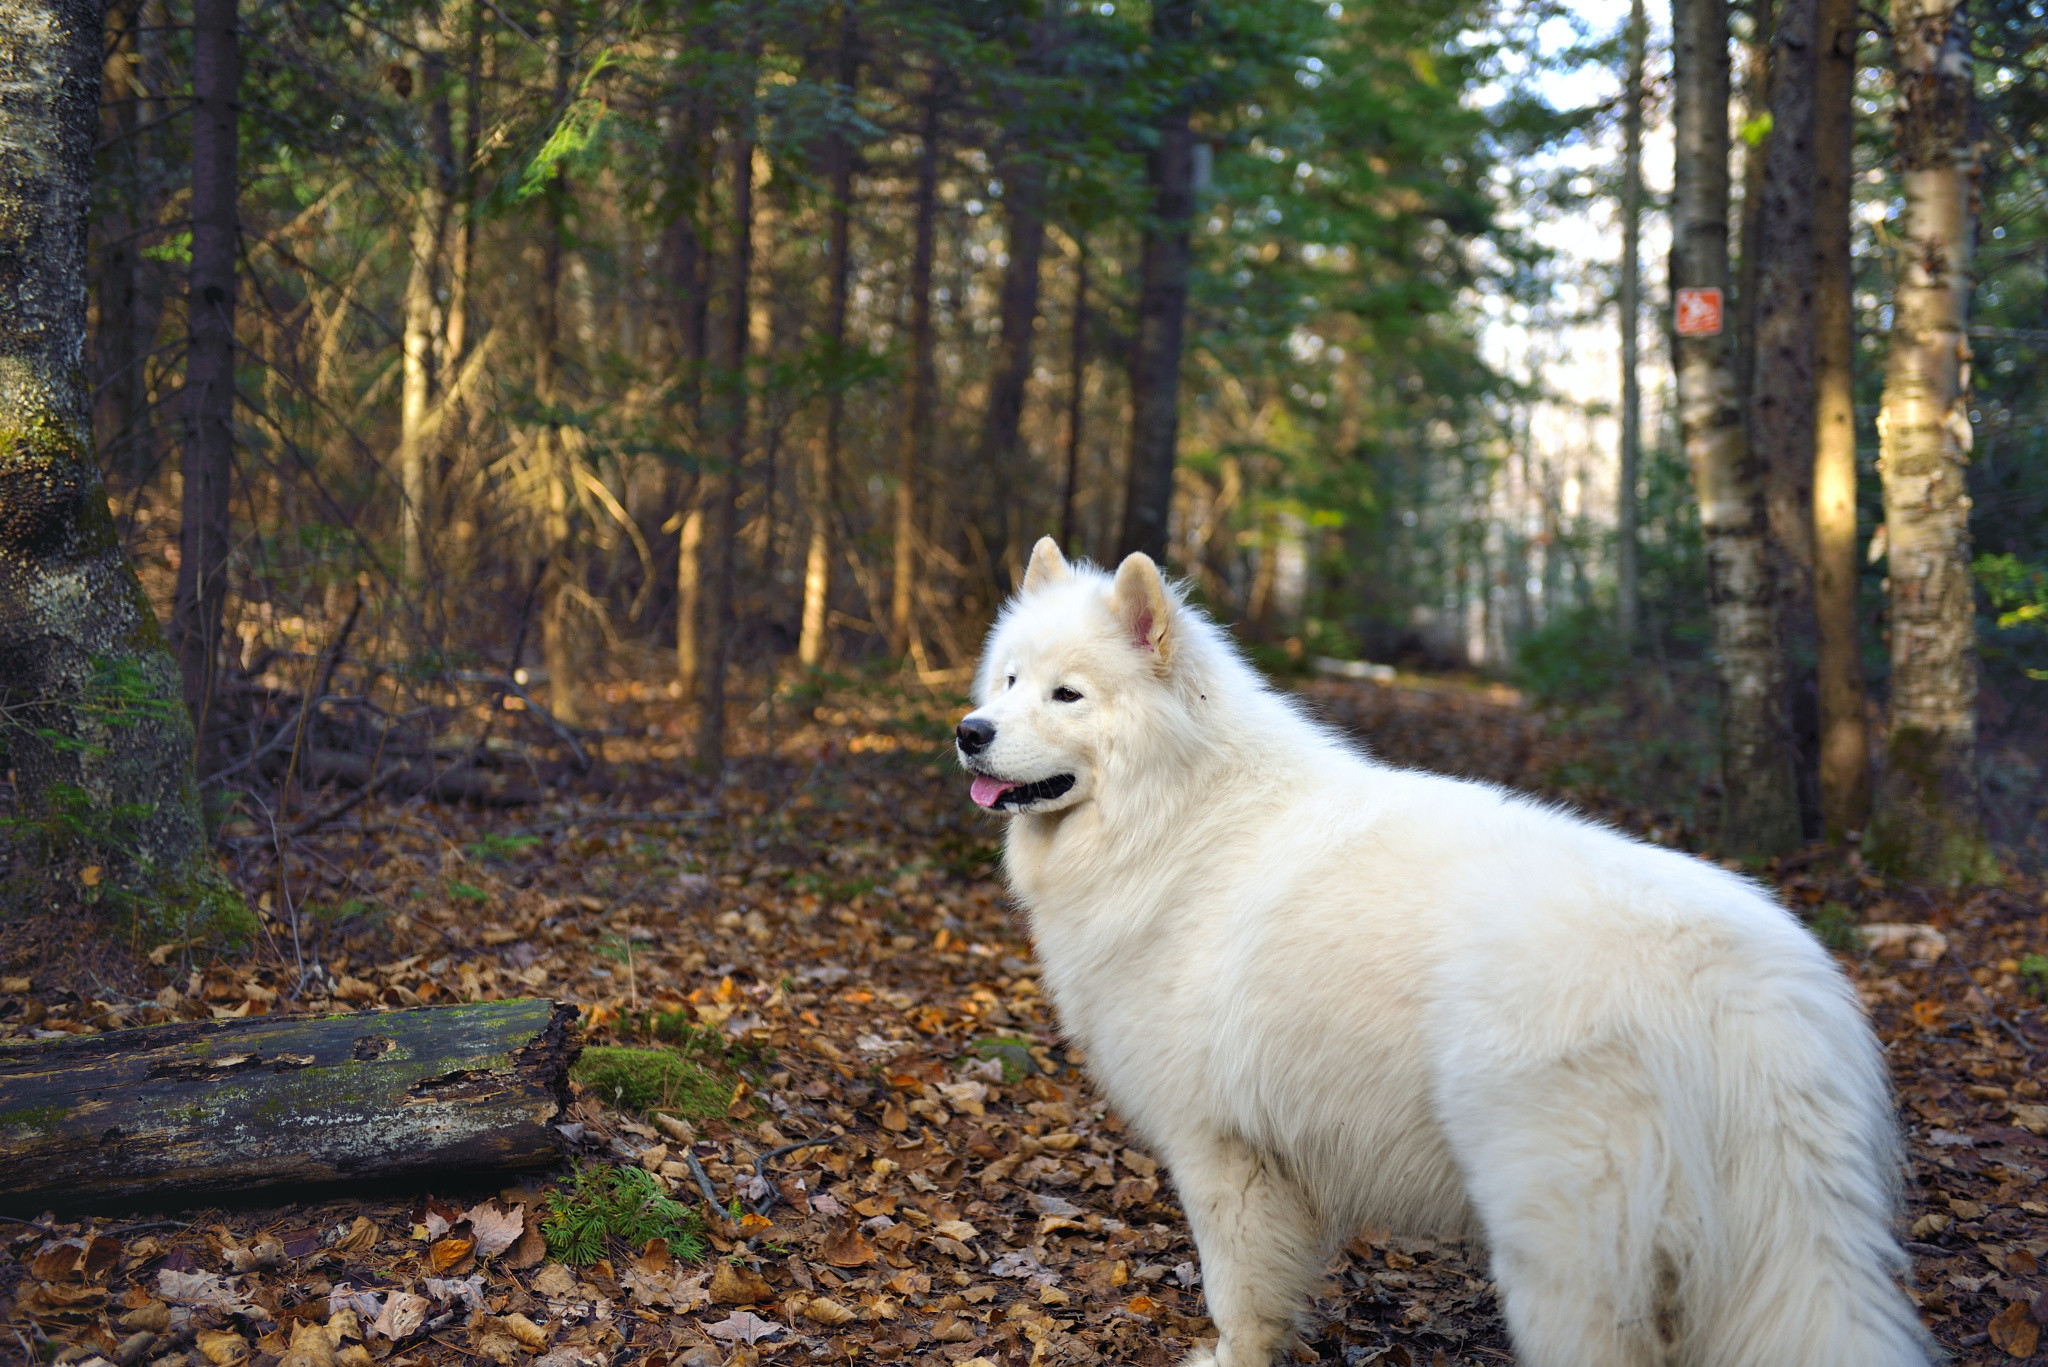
[969,773,1076,810]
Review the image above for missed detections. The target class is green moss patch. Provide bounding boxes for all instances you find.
[571,1046,731,1120]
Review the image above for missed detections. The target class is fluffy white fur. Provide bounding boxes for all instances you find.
[956,539,1929,1367]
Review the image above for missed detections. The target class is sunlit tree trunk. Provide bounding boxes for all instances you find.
[0,0,234,915]
[1616,0,1646,642]
[1118,0,1196,563]
[1671,0,1802,855]
[667,65,711,691]
[537,9,577,724]
[891,86,940,654]
[172,0,238,751]
[697,94,755,774]
[1812,0,1869,839]
[799,8,858,670]
[1870,0,1988,881]
[398,7,452,587]
[1752,0,1821,833]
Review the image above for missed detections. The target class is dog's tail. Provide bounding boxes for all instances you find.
[1680,945,1932,1367]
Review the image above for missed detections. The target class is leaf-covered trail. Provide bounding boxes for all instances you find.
[3,672,2045,1366]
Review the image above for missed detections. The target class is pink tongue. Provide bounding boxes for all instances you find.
[970,775,1017,809]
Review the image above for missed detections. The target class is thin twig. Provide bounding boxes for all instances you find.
[682,1150,722,1211]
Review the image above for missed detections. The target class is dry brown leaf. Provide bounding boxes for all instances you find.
[1989,1300,2039,1357]
[278,1321,336,1367]
[710,1259,774,1304]
[530,1263,579,1299]
[196,1329,250,1365]
[332,1216,379,1254]
[370,1290,431,1340]
[929,1311,976,1342]
[500,1312,549,1348]
[428,1233,476,1273]
[803,1296,859,1326]
[462,1200,524,1259]
[817,1218,878,1268]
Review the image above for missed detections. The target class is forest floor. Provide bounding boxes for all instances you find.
[4,669,2047,1367]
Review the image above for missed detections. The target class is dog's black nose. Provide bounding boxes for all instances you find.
[956,716,995,755]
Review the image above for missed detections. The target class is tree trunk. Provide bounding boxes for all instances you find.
[1870,0,1988,881]
[93,0,159,485]
[1751,0,1823,835]
[799,10,858,671]
[0,0,238,920]
[171,0,239,751]
[977,161,1047,589]
[1118,0,1197,563]
[667,73,710,688]
[1812,0,1869,840]
[537,10,578,725]
[1061,235,1088,553]
[397,8,452,588]
[1616,0,1647,642]
[892,88,941,654]
[697,102,755,774]
[0,999,576,1213]
[1671,0,1802,856]
[1733,0,1774,407]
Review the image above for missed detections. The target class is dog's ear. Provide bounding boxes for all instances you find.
[1111,553,1172,667]
[1022,537,1072,595]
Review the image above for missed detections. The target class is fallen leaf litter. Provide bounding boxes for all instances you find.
[2,673,2045,1365]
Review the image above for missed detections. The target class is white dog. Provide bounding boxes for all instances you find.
[955,539,1929,1367]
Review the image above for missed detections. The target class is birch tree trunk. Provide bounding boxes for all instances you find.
[1812,0,1870,839]
[891,88,940,655]
[0,0,241,923]
[798,10,858,670]
[1118,0,1196,563]
[1870,0,1990,881]
[170,0,237,749]
[1671,0,1802,855]
[1616,0,1646,642]
[1750,0,1822,834]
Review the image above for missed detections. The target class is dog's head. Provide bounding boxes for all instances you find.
[954,538,1180,816]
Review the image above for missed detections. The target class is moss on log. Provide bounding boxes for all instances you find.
[0,998,578,1213]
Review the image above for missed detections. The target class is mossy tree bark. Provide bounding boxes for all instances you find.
[1671,0,1802,857]
[0,0,239,922]
[0,999,577,1213]
[1870,0,1991,882]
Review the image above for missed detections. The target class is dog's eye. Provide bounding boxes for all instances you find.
[1006,674,1016,689]
[1052,686,1083,703]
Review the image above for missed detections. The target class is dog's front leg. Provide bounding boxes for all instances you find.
[1172,1135,1323,1367]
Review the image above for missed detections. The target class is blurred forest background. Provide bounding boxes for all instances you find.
[8,0,2048,914]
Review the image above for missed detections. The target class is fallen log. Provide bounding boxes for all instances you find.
[0,998,577,1213]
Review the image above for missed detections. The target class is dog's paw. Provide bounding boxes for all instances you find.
[1176,1348,1218,1367]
